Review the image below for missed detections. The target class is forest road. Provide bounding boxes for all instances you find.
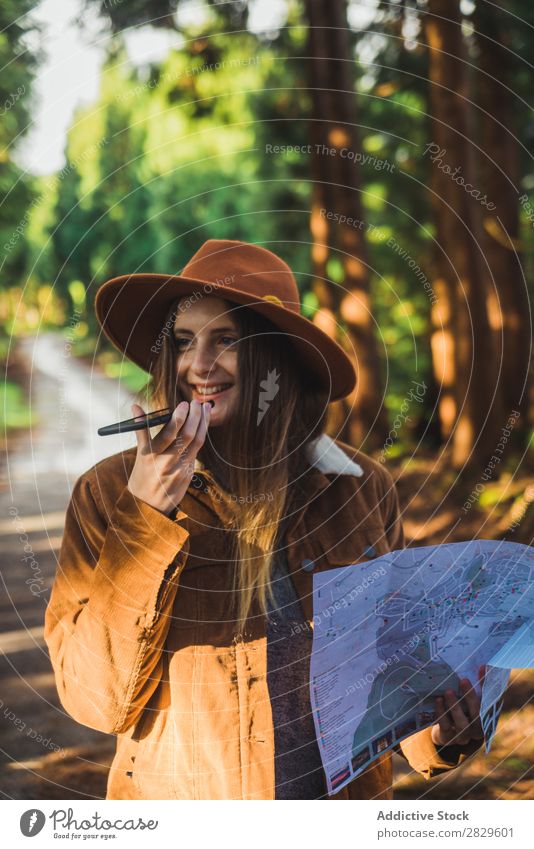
[0,333,135,799]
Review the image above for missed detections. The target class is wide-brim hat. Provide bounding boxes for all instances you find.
[94,239,356,401]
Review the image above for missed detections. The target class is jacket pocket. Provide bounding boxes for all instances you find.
[130,706,175,799]
[286,526,391,622]
[290,524,391,572]
[323,525,392,569]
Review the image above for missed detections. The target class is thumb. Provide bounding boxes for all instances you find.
[131,403,149,451]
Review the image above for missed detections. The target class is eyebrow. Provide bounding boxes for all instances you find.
[173,325,238,335]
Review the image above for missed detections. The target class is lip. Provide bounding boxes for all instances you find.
[190,383,234,402]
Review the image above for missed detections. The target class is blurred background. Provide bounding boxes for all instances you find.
[0,0,533,800]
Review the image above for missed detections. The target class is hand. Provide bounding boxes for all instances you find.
[127,400,211,515]
[431,666,485,748]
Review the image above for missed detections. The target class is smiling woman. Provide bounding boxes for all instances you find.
[45,239,485,801]
[142,282,331,630]
[172,297,240,421]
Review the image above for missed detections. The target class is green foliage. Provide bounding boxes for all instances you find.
[4,0,533,456]
[43,23,316,327]
[97,354,151,394]
[0,0,39,284]
[0,381,34,429]
[83,0,250,34]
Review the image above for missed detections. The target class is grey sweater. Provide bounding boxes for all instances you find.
[265,548,326,799]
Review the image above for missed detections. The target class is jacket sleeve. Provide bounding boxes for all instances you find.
[380,467,484,779]
[381,469,406,553]
[44,472,190,735]
[396,727,484,780]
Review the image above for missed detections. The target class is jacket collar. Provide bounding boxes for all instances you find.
[305,433,364,477]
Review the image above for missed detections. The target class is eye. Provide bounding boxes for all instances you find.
[173,334,238,352]
[174,337,191,351]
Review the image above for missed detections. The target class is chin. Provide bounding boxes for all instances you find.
[208,406,229,425]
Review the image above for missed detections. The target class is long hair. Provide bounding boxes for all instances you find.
[140,296,330,634]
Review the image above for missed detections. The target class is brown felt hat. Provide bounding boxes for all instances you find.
[95,239,356,401]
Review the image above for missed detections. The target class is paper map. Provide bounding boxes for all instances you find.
[309,540,534,796]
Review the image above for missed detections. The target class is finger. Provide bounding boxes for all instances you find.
[478,665,486,686]
[191,401,211,447]
[460,678,480,719]
[459,678,484,739]
[153,401,190,453]
[444,689,469,737]
[131,403,150,452]
[179,400,204,448]
[159,399,206,457]
[435,696,453,732]
[168,401,211,461]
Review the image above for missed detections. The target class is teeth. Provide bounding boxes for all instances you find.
[194,384,232,395]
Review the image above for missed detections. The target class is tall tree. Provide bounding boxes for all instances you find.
[423,0,503,469]
[303,0,389,450]
[472,0,531,448]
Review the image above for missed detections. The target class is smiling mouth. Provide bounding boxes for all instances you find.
[190,383,233,400]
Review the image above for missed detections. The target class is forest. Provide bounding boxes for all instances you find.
[0,0,533,799]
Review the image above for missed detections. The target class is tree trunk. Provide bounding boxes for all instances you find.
[423,0,503,470]
[303,0,389,451]
[473,0,531,448]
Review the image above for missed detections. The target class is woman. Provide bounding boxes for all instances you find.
[45,239,484,800]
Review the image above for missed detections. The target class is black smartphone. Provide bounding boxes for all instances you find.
[97,407,173,436]
[97,401,214,436]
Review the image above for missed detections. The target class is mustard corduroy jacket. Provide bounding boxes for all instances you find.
[44,436,482,799]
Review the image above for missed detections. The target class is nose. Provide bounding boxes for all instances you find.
[187,340,218,379]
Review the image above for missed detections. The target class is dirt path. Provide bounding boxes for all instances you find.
[0,334,135,799]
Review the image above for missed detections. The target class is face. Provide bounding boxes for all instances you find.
[173,296,239,427]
